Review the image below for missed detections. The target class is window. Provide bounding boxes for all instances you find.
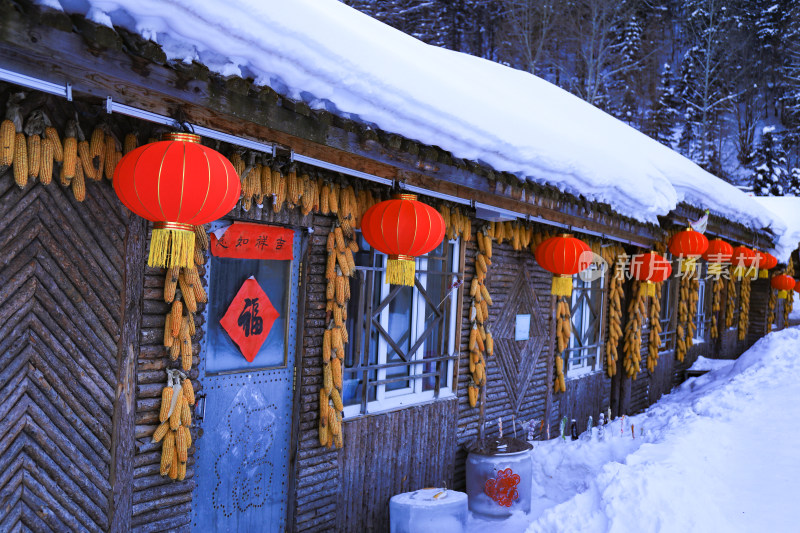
[565,266,605,377]
[659,274,677,352]
[693,263,712,342]
[342,234,461,417]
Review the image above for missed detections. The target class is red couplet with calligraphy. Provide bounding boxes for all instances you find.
[210,222,294,260]
[220,277,280,362]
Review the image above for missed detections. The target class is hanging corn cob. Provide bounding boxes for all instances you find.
[622,281,645,377]
[605,253,625,377]
[646,282,663,373]
[153,369,193,480]
[766,287,776,333]
[0,92,23,175]
[725,277,736,329]
[738,276,751,341]
[467,225,494,406]
[553,296,570,393]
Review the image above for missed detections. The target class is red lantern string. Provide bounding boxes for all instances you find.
[113,133,241,268]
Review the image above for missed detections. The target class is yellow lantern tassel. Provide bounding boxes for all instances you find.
[680,257,697,274]
[646,282,656,298]
[708,263,723,277]
[759,269,768,279]
[778,290,788,299]
[149,222,195,268]
[386,255,416,286]
[732,265,745,280]
[551,275,573,297]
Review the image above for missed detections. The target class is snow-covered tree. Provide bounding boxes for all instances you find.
[788,167,800,197]
[752,127,788,196]
[647,63,679,146]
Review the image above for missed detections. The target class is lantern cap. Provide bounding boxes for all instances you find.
[162,132,201,143]
[392,193,418,201]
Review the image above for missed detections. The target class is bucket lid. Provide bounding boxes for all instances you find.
[467,436,533,456]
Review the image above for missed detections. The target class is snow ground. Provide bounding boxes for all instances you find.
[467,327,800,533]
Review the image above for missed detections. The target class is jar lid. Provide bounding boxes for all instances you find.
[467,436,533,456]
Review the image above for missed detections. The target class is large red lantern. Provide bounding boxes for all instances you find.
[703,238,733,278]
[630,251,672,296]
[755,250,778,278]
[731,246,757,279]
[771,274,796,299]
[113,132,241,267]
[360,193,446,286]
[534,235,592,297]
[668,228,708,273]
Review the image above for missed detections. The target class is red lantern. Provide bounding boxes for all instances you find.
[702,239,733,264]
[360,193,446,286]
[113,132,241,267]
[668,228,709,272]
[771,274,796,299]
[630,252,672,296]
[534,235,592,297]
[731,246,757,279]
[755,250,778,278]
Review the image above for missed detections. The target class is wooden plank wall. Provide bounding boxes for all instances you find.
[0,156,126,530]
[454,236,553,488]
[556,372,610,434]
[337,400,458,533]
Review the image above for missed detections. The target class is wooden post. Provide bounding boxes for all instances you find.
[544,295,556,438]
[610,276,634,418]
[108,214,147,532]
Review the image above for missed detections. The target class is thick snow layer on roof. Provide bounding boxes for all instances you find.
[49,0,776,230]
[752,196,800,261]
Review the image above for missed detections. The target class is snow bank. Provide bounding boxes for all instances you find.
[468,326,800,533]
[40,0,780,231]
[687,355,735,372]
[752,196,800,261]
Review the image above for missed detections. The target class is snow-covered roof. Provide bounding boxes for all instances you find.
[752,197,800,261]
[47,0,782,237]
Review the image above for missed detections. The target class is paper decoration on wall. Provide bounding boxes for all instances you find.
[484,468,521,507]
[211,222,293,260]
[220,276,280,362]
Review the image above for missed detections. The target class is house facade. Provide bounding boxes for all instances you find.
[0,2,792,532]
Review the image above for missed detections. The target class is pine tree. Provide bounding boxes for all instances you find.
[752,127,788,196]
[788,168,800,197]
[648,63,679,146]
[615,16,643,124]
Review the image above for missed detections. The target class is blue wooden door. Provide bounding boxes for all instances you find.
[192,226,300,532]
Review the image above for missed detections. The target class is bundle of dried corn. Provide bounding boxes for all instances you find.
[319,216,358,449]
[155,225,208,476]
[605,253,626,377]
[646,282,663,373]
[725,277,737,329]
[767,287,777,333]
[153,369,195,480]
[439,205,473,243]
[738,276,751,341]
[553,296,570,392]
[710,277,723,339]
[467,225,494,407]
[622,280,645,378]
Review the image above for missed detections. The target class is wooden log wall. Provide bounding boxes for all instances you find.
[454,235,553,488]
[747,278,771,345]
[337,400,458,533]
[0,156,127,530]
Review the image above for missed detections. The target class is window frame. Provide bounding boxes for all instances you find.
[693,262,713,342]
[564,266,606,378]
[342,235,462,418]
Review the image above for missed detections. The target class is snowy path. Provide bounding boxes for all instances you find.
[467,327,800,533]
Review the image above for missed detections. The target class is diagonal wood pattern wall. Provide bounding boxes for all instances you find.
[0,175,126,532]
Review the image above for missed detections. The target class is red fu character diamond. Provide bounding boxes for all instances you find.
[484,468,521,507]
[220,276,280,362]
